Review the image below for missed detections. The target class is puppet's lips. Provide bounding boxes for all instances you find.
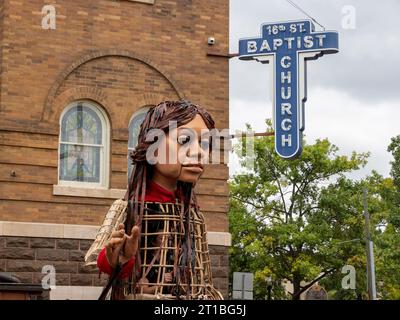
[182,164,204,173]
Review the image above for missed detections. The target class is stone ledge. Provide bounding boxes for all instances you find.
[126,0,155,4]
[0,221,98,240]
[207,232,232,247]
[53,185,125,199]
[0,221,231,246]
[49,285,104,300]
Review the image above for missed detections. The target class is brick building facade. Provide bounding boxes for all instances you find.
[0,0,230,299]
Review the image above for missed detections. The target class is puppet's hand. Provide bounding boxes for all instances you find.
[105,223,139,269]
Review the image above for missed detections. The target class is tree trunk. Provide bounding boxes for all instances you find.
[292,273,302,300]
[292,268,336,300]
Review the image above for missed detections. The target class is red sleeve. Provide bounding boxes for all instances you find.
[97,247,135,279]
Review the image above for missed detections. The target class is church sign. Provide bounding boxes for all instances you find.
[238,20,339,159]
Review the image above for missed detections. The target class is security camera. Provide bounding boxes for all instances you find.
[208,37,215,45]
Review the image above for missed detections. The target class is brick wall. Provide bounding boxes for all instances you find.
[209,245,230,297]
[0,236,106,287]
[0,0,229,232]
[0,236,229,298]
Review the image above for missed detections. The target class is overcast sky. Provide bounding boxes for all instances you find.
[228,0,400,180]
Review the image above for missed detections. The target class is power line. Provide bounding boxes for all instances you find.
[286,0,326,31]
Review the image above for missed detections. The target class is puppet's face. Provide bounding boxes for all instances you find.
[152,114,209,190]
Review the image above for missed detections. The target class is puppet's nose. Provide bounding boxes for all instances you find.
[186,140,207,164]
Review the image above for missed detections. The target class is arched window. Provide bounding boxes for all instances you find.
[59,101,109,188]
[128,107,150,177]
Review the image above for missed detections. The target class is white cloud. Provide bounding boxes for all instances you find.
[306,87,398,179]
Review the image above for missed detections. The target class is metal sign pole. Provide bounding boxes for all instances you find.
[241,274,245,299]
[363,188,377,300]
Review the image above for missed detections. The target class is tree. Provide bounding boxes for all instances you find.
[388,135,400,191]
[387,136,400,228]
[372,136,400,299]
[317,172,397,299]
[229,121,369,299]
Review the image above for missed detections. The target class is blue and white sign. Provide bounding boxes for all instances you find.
[239,20,339,159]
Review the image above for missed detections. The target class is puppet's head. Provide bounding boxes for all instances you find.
[125,100,215,228]
[130,100,215,190]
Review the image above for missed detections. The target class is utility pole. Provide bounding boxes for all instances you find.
[363,188,377,300]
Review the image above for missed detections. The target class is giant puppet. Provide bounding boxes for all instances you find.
[85,100,223,300]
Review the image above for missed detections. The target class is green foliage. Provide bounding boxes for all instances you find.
[388,136,400,191]
[387,136,400,228]
[229,121,400,300]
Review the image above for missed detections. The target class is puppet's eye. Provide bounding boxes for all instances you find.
[178,135,190,145]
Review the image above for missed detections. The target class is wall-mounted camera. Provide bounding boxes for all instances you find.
[207,37,215,45]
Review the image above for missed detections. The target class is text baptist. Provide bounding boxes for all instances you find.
[247,34,327,53]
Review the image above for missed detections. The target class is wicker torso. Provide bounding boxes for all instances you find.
[117,201,222,300]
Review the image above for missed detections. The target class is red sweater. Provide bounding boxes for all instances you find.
[97,181,178,278]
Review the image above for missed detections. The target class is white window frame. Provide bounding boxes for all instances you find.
[57,100,110,189]
[128,106,150,177]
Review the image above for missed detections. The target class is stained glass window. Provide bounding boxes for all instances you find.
[128,107,150,177]
[59,102,108,186]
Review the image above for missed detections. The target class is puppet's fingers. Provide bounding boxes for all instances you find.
[128,226,139,245]
[106,237,125,268]
[130,225,139,239]
[113,235,126,257]
[111,229,125,238]
[125,226,139,257]
[108,237,124,248]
